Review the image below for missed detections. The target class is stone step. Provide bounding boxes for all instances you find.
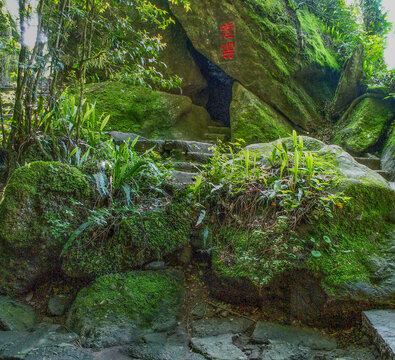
[390,182,395,191]
[376,170,391,181]
[363,309,395,360]
[169,170,198,187]
[163,140,215,154]
[185,151,213,164]
[355,157,381,170]
[173,161,203,173]
[207,126,231,136]
[204,133,228,142]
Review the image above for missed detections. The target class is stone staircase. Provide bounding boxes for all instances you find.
[166,141,215,188]
[204,124,231,143]
[109,132,217,188]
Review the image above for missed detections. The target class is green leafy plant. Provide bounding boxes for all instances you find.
[191,132,348,285]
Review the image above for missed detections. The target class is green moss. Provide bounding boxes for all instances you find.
[246,1,298,75]
[303,147,394,288]
[80,81,208,140]
[231,108,291,144]
[307,179,394,289]
[212,226,295,285]
[62,201,192,277]
[334,97,394,154]
[384,122,395,151]
[246,0,286,16]
[367,85,389,95]
[207,138,394,293]
[68,270,183,327]
[118,202,192,266]
[0,297,36,330]
[0,161,90,248]
[297,10,339,70]
[231,83,293,144]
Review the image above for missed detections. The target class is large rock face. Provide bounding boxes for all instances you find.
[382,122,395,181]
[133,0,208,102]
[331,44,365,119]
[169,0,340,129]
[83,82,210,140]
[156,4,208,102]
[334,96,394,155]
[230,82,293,144]
[0,161,91,295]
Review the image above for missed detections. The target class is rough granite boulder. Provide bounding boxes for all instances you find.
[0,297,36,331]
[334,96,394,155]
[83,82,210,141]
[331,44,365,119]
[230,82,293,144]
[0,161,91,295]
[215,137,395,323]
[169,0,340,129]
[129,0,207,102]
[382,122,395,181]
[67,270,184,349]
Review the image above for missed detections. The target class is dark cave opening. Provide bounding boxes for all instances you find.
[187,40,235,127]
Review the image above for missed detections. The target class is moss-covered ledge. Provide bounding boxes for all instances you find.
[0,161,91,295]
[214,138,394,304]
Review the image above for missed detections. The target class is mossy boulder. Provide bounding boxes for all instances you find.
[331,44,365,119]
[67,270,184,348]
[0,161,91,294]
[62,202,192,278]
[0,297,36,331]
[125,0,207,102]
[382,121,395,181]
[152,0,207,102]
[334,96,394,155]
[214,138,394,321]
[83,81,210,140]
[230,82,293,144]
[169,0,340,130]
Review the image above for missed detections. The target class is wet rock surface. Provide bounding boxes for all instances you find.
[0,313,382,360]
[0,324,94,360]
[0,296,36,331]
[363,309,395,360]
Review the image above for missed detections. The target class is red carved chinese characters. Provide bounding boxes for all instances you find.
[221,42,235,60]
[220,22,235,61]
[220,22,234,39]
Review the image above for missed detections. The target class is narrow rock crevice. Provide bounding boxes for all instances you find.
[187,40,235,127]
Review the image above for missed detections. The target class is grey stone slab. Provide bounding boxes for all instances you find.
[252,322,336,350]
[93,346,133,360]
[128,343,206,360]
[170,170,198,187]
[190,334,247,360]
[363,309,395,360]
[191,318,254,337]
[261,342,312,360]
[0,324,93,360]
